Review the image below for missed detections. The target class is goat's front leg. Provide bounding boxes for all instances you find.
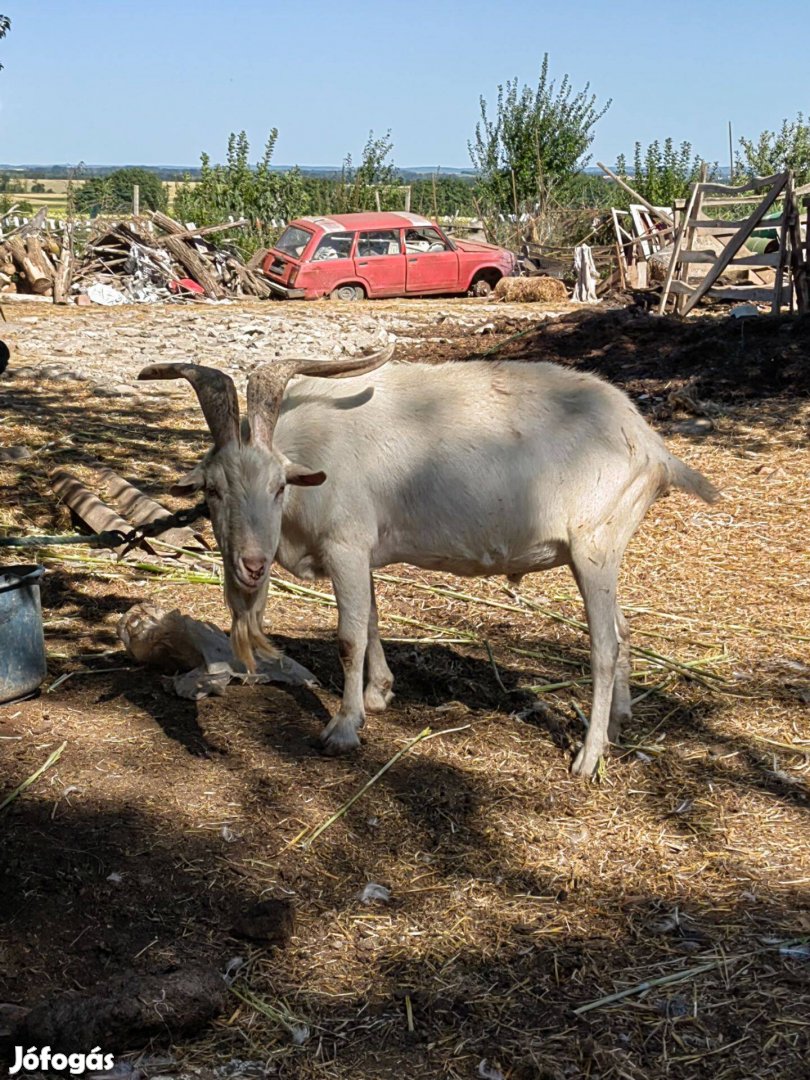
[321,551,371,755]
[364,573,394,713]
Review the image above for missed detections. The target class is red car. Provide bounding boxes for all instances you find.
[260,212,516,301]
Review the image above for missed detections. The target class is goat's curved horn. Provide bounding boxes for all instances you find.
[138,362,240,449]
[247,342,394,447]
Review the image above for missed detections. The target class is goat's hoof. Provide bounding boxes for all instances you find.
[320,717,362,756]
[608,709,631,743]
[571,745,602,778]
[364,686,394,713]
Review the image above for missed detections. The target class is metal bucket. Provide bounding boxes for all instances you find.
[0,565,47,703]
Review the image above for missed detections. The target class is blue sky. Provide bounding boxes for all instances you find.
[0,0,806,169]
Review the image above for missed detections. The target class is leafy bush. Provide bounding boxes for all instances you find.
[409,175,478,217]
[173,131,309,256]
[615,139,715,207]
[75,167,168,216]
[736,114,810,185]
[469,54,610,218]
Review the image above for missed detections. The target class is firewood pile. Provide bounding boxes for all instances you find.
[0,210,273,304]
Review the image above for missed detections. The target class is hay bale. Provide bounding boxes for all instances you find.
[494,276,568,303]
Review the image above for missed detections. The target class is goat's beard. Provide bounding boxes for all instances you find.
[224,567,279,672]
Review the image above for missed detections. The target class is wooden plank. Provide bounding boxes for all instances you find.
[688,216,784,233]
[658,180,699,314]
[689,172,788,197]
[681,174,788,315]
[772,175,793,314]
[708,286,783,303]
[678,250,782,267]
[156,218,248,243]
[667,281,697,296]
[676,163,708,312]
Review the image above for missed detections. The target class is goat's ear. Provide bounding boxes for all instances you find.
[285,462,326,487]
[170,463,205,497]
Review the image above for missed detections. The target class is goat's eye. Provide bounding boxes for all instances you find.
[205,487,221,501]
[274,485,286,500]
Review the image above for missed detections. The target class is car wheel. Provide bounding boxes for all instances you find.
[470,277,494,298]
[330,285,364,301]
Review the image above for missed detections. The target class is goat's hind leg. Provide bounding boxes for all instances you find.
[321,552,372,755]
[609,604,632,742]
[364,573,394,713]
[570,554,621,778]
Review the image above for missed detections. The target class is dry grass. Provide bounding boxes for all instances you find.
[0,303,808,1079]
[494,276,569,303]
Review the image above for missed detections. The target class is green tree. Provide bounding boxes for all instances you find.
[469,54,610,216]
[409,175,478,217]
[0,14,10,71]
[736,114,810,186]
[75,167,168,215]
[332,131,398,213]
[174,130,310,256]
[615,138,715,207]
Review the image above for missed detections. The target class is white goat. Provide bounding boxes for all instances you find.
[139,347,718,778]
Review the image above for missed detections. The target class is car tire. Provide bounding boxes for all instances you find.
[330,284,364,301]
[469,277,496,298]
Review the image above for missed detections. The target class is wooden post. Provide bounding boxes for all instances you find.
[133,184,140,217]
[658,182,699,315]
[772,176,791,314]
[675,162,708,313]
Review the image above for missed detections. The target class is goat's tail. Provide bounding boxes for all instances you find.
[665,454,721,504]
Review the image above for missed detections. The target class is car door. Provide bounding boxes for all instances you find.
[353,229,406,296]
[404,226,460,293]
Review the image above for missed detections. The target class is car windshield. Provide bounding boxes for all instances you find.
[275,226,313,259]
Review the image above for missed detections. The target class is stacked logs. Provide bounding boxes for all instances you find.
[0,209,74,301]
[0,210,273,303]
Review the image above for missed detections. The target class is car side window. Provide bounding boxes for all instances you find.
[312,232,355,261]
[404,227,450,254]
[356,230,402,257]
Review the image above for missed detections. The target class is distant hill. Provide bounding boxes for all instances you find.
[0,162,478,181]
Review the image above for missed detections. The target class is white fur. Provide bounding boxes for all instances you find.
[189,360,718,776]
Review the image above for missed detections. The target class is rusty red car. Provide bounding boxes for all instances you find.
[260,212,516,301]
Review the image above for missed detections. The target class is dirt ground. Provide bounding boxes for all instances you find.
[0,297,808,1080]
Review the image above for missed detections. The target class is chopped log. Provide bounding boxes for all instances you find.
[160,233,224,299]
[6,235,52,295]
[51,468,157,556]
[149,210,186,236]
[248,247,271,271]
[53,228,74,305]
[1,207,48,242]
[26,235,57,280]
[227,260,273,298]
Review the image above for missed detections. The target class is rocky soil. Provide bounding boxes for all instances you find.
[0,296,564,400]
